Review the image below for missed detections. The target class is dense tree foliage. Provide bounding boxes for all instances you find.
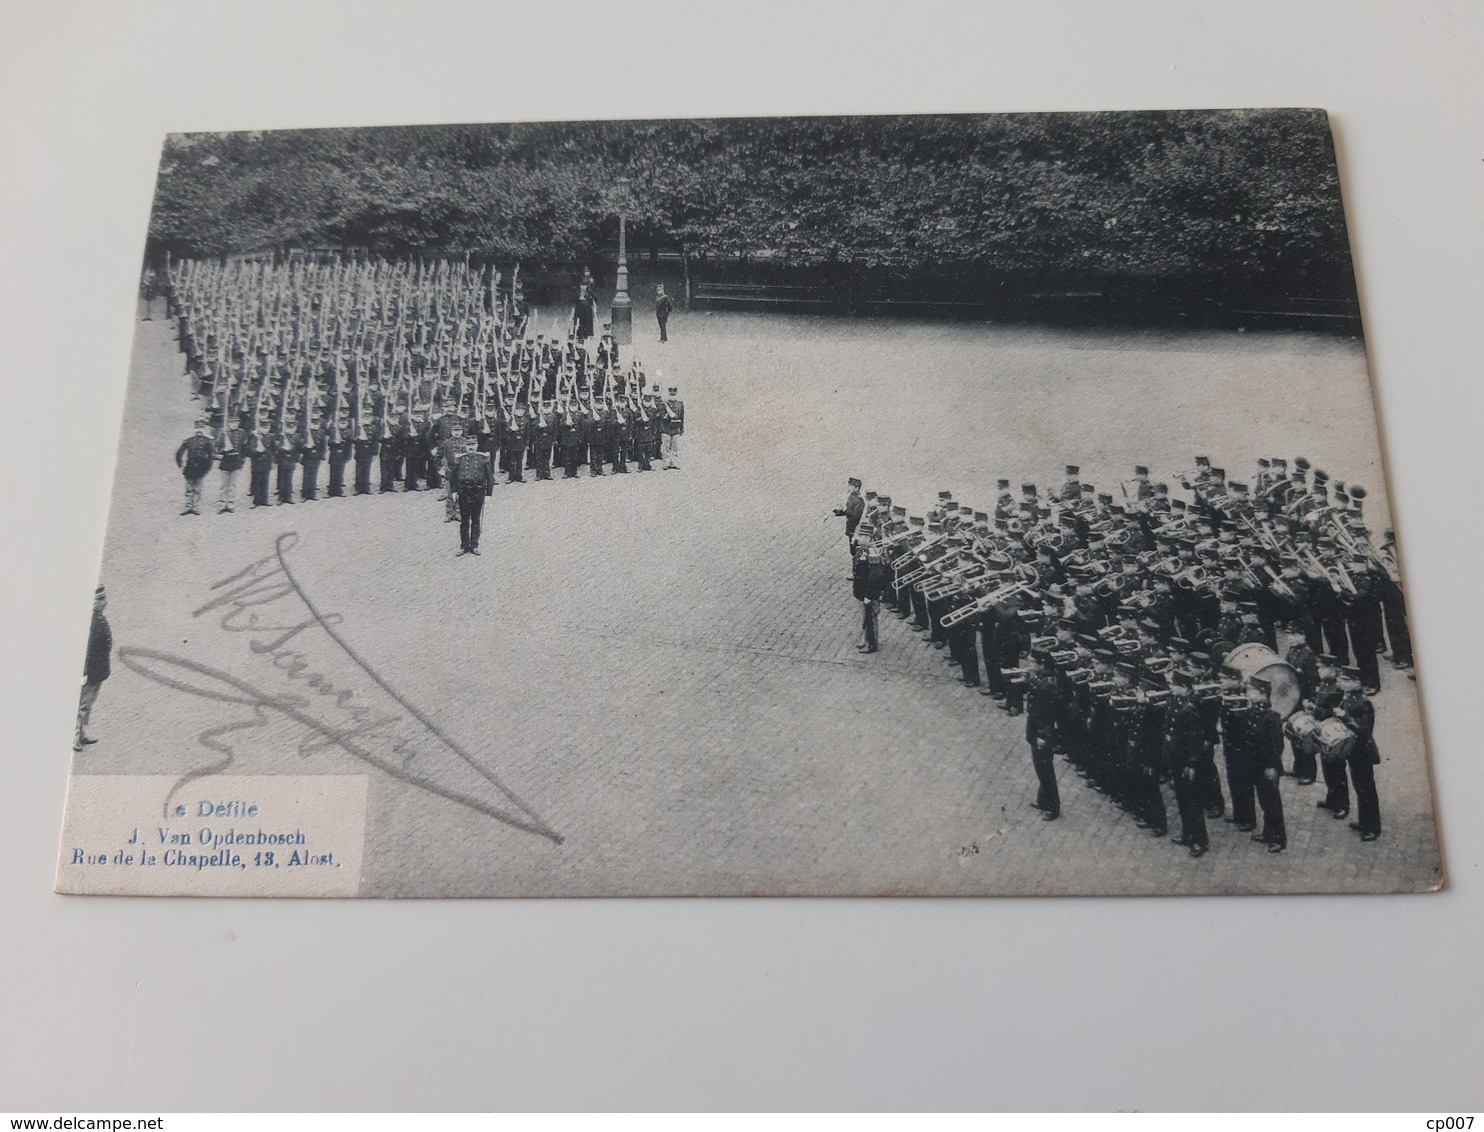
[148,111,1354,297]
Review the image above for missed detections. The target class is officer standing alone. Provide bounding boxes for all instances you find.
[453,436,494,556]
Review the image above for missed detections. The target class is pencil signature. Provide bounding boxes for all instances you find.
[118,532,563,844]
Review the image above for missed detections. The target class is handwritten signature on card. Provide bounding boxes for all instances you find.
[118,533,564,844]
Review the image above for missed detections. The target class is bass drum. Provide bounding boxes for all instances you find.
[1222,642,1302,719]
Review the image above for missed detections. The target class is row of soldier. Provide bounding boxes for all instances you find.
[160,256,684,513]
[840,456,1406,856]
[173,380,686,514]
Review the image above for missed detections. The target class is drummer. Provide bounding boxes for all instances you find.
[1308,657,1350,820]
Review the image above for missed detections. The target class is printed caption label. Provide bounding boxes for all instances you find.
[56,775,368,896]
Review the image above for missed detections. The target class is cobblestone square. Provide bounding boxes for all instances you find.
[74,307,1441,895]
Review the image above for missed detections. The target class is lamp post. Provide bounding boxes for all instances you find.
[610,176,633,345]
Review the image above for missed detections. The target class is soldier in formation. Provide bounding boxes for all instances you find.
[845,454,1410,858]
[157,254,686,515]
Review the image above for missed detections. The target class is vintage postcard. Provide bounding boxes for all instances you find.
[56,110,1440,896]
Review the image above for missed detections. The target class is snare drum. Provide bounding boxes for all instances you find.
[1317,718,1356,761]
[1284,709,1322,751]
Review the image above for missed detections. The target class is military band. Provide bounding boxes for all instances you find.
[844,455,1410,857]
[157,254,685,514]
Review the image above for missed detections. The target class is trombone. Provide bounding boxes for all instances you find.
[940,581,1034,629]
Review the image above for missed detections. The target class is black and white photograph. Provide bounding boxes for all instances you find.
[55,110,1440,897]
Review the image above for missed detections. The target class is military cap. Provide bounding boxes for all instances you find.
[1273,457,1288,468]
[1313,467,1329,483]
[996,478,1011,490]
[848,477,862,487]
[1317,653,1339,667]
[1134,465,1149,476]
[1097,493,1113,505]
[1195,456,1210,467]
[865,490,878,501]
[1350,485,1367,500]
[95,584,106,596]
[927,521,942,533]
[972,511,988,522]
[909,516,925,527]
[892,506,906,517]
[1256,458,1270,468]
[668,387,678,395]
[1065,465,1080,476]
[1339,665,1363,682]
[879,495,892,506]
[938,490,952,501]
[1021,483,1036,494]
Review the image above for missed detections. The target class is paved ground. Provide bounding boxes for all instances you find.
[71,304,1442,895]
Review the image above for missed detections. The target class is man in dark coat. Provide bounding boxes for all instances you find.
[1165,674,1209,857]
[299,422,327,502]
[352,426,377,496]
[326,422,352,498]
[75,585,111,751]
[1024,655,1061,820]
[852,527,880,654]
[655,284,675,343]
[834,479,865,564]
[174,419,215,516]
[248,419,274,507]
[1336,667,1383,840]
[1248,678,1288,851]
[572,286,597,340]
[453,437,495,556]
[272,427,299,505]
[557,400,586,478]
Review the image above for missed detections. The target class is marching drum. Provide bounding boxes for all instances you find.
[1221,643,1302,719]
[1284,709,1322,750]
[1317,718,1357,762]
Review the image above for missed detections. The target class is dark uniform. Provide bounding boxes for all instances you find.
[249,429,274,506]
[586,406,610,477]
[453,445,494,555]
[327,430,352,497]
[557,406,586,478]
[502,407,530,482]
[1250,695,1287,850]
[1165,689,1209,855]
[1025,668,1061,819]
[273,433,300,504]
[352,432,378,495]
[530,407,556,480]
[300,427,326,501]
[1339,685,1382,839]
[656,289,674,342]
